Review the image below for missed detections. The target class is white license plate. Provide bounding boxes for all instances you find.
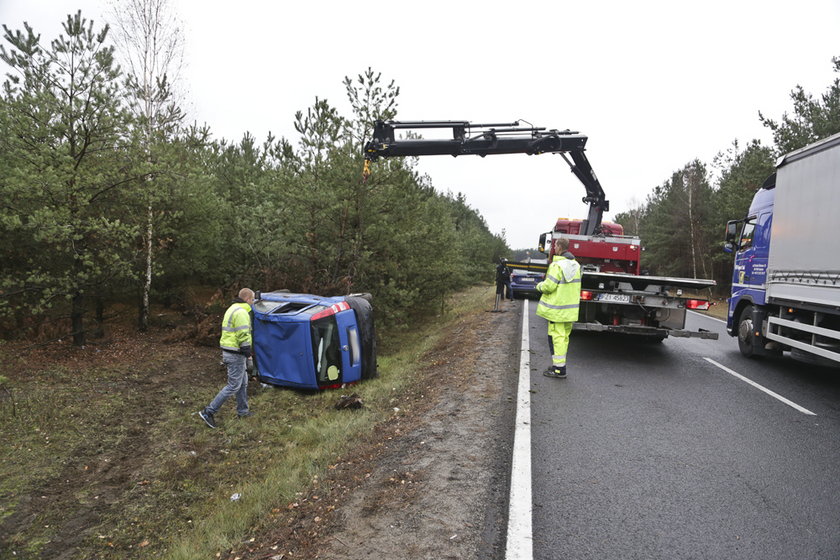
[597,293,630,303]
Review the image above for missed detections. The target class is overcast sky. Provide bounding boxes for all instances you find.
[2,0,839,249]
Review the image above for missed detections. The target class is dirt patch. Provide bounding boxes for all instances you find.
[233,300,522,560]
[0,326,220,558]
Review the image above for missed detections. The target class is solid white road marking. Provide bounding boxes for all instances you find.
[704,357,817,416]
[506,298,533,560]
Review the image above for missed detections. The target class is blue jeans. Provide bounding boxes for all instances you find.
[206,351,249,415]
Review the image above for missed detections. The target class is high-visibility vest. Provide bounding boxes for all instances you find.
[219,302,252,352]
[536,255,582,323]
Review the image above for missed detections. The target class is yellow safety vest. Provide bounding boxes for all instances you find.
[536,255,582,323]
[219,302,252,352]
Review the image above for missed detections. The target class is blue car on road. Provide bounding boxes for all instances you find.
[510,259,547,298]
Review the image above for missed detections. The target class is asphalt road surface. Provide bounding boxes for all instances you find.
[523,302,840,560]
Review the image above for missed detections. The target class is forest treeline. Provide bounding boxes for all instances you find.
[613,57,840,291]
[2,12,838,345]
[0,13,507,344]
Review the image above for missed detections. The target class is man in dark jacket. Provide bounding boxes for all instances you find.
[495,259,512,310]
[199,288,255,428]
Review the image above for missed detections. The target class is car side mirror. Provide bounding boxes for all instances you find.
[538,232,548,254]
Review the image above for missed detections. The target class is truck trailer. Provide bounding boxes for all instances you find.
[724,131,840,365]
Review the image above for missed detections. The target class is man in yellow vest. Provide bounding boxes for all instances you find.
[199,288,255,428]
[536,237,582,379]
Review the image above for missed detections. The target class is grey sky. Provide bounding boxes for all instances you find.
[2,0,839,249]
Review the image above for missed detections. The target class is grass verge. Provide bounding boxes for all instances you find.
[0,285,494,559]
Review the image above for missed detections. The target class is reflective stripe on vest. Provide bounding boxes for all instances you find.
[538,301,579,310]
[545,273,581,285]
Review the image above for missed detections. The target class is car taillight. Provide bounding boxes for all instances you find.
[311,301,351,321]
[580,290,595,301]
[685,299,710,310]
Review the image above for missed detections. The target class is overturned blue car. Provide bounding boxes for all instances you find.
[251,291,377,390]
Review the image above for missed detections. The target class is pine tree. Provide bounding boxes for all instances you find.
[759,56,840,153]
[1,12,134,345]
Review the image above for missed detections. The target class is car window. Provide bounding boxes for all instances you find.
[254,301,327,315]
[311,316,342,383]
[253,300,285,314]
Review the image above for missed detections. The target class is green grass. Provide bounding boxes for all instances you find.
[0,285,494,559]
[166,296,474,559]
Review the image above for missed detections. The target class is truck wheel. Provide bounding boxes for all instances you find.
[737,305,757,358]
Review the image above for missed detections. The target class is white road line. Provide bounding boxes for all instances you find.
[506,298,533,560]
[704,357,817,416]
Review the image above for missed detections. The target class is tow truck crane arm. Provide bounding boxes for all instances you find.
[363,120,609,235]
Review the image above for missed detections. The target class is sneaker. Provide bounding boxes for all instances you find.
[199,409,217,428]
[542,366,567,379]
[237,411,254,418]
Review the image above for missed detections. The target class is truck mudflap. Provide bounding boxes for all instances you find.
[573,322,719,339]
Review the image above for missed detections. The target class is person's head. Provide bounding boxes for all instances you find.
[238,288,255,305]
[554,237,570,253]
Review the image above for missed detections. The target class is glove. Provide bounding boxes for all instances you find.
[240,345,252,358]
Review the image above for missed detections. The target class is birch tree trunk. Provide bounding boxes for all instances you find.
[109,0,184,331]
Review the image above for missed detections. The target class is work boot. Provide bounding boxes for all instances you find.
[542,366,567,379]
[199,409,217,428]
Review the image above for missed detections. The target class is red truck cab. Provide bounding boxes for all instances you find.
[547,219,641,275]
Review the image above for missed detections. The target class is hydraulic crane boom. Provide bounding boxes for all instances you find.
[363,120,610,235]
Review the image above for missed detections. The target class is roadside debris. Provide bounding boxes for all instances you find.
[334,393,364,410]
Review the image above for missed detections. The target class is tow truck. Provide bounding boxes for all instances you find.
[364,120,717,341]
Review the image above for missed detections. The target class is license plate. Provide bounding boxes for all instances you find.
[597,293,630,303]
[519,278,534,283]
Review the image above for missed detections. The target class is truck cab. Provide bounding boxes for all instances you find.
[724,186,774,337]
[723,131,840,365]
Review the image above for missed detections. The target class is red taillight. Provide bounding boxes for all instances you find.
[311,300,351,321]
[686,299,710,310]
[580,290,595,301]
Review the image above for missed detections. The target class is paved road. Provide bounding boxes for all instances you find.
[524,303,840,560]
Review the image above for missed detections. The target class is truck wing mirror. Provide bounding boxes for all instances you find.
[538,232,548,254]
[723,242,734,254]
[724,220,739,244]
